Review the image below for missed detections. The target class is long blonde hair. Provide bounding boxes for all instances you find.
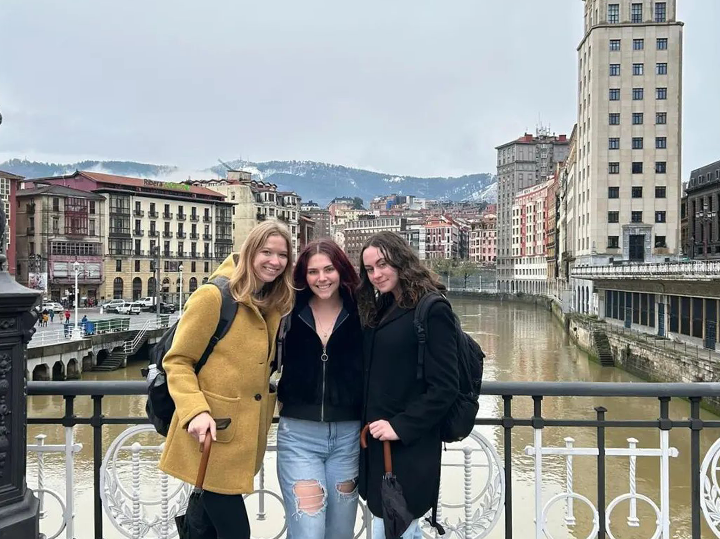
[228,221,295,315]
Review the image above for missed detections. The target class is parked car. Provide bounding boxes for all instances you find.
[102,299,127,314]
[137,297,157,311]
[117,302,142,315]
[159,302,176,314]
[42,302,64,313]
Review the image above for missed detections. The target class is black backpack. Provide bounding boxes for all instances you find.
[414,292,484,443]
[144,276,237,436]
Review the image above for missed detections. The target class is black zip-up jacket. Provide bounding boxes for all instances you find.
[277,291,363,422]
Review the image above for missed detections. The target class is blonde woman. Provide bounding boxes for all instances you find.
[159,221,294,539]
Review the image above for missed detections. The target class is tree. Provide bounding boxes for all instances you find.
[455,260,480,289]
[352,197,365,210]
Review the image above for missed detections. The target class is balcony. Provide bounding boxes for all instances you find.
[190,252,197,259]
[26,203,35,214]
[26,227,35,235]
[256,212,267,221]
[203,252,211,259]
[189,233,199,240]
[109,207,130,216]
[148,230,159,238]
[176,232,186,239]
[133,250,145,256]
[176,213,186,221]
[148,210,159,218]
[203,215,212,222]
[162,231,173,238]
[133,229,144,237]
[571,260,720,281]
[133,209,145,217]
[203,233,212,240]
[162,212,172,219]
[163,251,173,257]
[190,214,199,222]
[176,251,186,258]
[24,380,720,539]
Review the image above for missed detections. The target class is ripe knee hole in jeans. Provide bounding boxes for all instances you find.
[293,480,326,516]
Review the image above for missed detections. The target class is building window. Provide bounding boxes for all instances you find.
[633,63,644,76]
[609,162,620,174]
[609,64,620,76]
[609,186,620,198]
[632,162,644,174]
[632,113,644,125]
[608,211,620,223]
[191,261,196,272]
[116,259,122,272]
[655,186,667,198]
[633,39,644,50]
[655,235,667,248]
[632,186,643,198]
[89,201,96,214]
[610,39,621,51]
[204,262,209,272]
[632,137,644,149]
[631,211,643,223]
[52,198,60,211]
[656,87,667,100]
[655,2,666,22]
[631,3,643,23]
[656,112,667,124]
[609,138,620,150]
[609,113,620,125]
[609,88,620,100]
[656,137,667,149]
[632,88,644,100]
[608,236,620,248]
[657,38,668,50]
[134,260,140,272]
[608,4,620,23]
[656,162,667,173]
[656,63,668,75]
[655,211,666,223]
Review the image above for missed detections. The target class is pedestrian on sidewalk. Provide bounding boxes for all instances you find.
[49,309,55,324]
[64,309,71,324]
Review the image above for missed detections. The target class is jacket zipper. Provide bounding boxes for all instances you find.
[300,309,350,422]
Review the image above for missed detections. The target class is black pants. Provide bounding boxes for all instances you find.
[202,491,250,539]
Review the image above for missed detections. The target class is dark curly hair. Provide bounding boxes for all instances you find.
[357,231,444,327]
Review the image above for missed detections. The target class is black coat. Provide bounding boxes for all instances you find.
[277,292,363,422]
[359,295,458,518]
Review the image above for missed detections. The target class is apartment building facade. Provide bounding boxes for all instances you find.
[0,170,22,275]
[512,179,553,294]
[425,215,467,260]
[469,213,497,265]
[569,0,683,313]
[685,159,720,260]
[26,171,233,302]
[15,184,105,303]
[496,131,569,292]
[343,216,407,266]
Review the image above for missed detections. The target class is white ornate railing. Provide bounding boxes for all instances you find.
[571,260,720,280]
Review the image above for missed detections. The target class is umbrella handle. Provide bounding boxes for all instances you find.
[195,433,213,489]
[360,423,393,475]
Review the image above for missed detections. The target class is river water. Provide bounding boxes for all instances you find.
[27,297,719,538]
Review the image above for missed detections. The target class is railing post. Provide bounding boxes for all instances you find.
[532,396,544,539]
[0,234,41,537]
[595,406,607,539]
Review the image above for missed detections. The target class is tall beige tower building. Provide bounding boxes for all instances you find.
[568,0,683,313]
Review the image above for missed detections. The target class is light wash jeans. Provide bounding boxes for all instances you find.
[277,417,360,539]
[371,516,423,539]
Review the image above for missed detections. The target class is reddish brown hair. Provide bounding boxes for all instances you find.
[294,239,359,301]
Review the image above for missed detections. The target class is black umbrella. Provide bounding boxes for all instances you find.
[361,424,415,539]
[175,434,217,539]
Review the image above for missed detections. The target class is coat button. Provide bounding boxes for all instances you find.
[254,394,262,401]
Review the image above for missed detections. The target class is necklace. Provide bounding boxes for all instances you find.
[313,304,341,341]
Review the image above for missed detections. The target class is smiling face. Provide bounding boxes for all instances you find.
[362,245,400,298]
[252,234,289,283]
[306,253,340,301]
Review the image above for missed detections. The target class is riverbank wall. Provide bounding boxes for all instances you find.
[448,290,720,412]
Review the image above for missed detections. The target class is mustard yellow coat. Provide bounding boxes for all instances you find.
[158,255,281,495]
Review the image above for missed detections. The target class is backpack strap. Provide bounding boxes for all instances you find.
[193,276,238,374]
[413,292,450,381]
[272,312,292,374]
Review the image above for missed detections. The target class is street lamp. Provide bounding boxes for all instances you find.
[178,263,184,316]
[695,208,717,259]
[72,261,82,339]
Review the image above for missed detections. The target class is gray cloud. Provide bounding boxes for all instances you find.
[0,0,717,179]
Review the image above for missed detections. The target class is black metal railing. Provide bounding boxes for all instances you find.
[26,381,720,539]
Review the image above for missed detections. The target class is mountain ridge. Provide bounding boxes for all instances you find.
[0,158,496,205]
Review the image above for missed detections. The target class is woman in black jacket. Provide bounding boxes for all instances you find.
[277,239,363,539]
[358,231,459,539]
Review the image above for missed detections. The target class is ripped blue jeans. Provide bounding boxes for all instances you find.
[277,417,360,539]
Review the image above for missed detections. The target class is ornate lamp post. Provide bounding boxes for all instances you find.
[178,263,184,316]
[0,202,41,535]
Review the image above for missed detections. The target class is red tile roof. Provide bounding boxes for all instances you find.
[79,171,223,198]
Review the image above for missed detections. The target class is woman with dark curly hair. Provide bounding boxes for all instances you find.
[357,231,459,539]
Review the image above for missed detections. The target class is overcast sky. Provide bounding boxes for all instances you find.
[1,1,718,178]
